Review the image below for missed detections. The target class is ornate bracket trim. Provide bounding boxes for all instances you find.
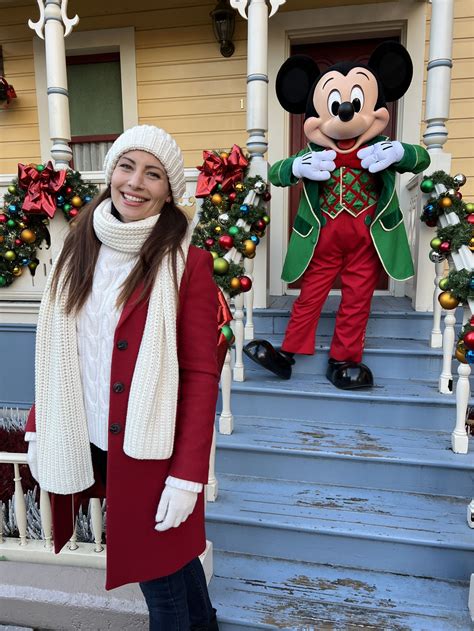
[60,0,79,37]
[28,0,46,40]
[230,0,286,20]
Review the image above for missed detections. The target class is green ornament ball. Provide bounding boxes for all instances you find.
[7,185,16,194]
[36,164,44,172]
[213,257,229,275]
[430,237,442,250]
[439,277,450,291]
[0,275,7,287]
[228,226,240,236]
[221,324,234,344]
[64,203,72,212]
[420,178,434,194]
[4,250,16,261]
[6,219,15,228]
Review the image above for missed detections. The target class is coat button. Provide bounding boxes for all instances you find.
[112,382,125,393]
[109,423,122,434]
[117,339,128,350]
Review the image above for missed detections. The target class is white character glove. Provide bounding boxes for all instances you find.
[27,439,39,482]
[155,485,198,532]
[292,150,337,181]
[357,140,404,173]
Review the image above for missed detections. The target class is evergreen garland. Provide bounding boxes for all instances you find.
[442,269,474,303]
[0,165,98,287]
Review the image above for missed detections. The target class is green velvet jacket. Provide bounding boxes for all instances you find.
[269,135,430,283]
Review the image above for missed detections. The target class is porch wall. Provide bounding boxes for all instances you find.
[427,0,474,198]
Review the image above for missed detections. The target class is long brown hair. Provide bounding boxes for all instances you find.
[50,187,189,315]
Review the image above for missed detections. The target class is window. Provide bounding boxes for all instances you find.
[67,53,123,171]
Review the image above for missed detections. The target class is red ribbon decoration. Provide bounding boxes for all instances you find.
[18,161,67,219]
[0,76,16,108]
[196,144,248,198]
[216,288,233,373]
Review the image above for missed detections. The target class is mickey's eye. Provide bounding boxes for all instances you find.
[328,90,342,117]
[350,86,364,113]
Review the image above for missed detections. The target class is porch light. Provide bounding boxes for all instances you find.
[210,0,235,58]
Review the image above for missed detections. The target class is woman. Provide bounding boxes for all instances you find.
[24,125,220,630]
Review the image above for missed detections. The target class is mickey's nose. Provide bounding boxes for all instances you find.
[338,102,355,122]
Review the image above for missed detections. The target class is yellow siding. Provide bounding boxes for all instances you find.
[0,3,40,174]
[425,0,474,197]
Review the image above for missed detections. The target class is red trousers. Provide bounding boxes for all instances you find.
[281,209,383,363]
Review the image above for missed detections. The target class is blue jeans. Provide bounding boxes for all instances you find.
[139,557,218,630]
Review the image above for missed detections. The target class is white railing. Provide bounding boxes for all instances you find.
[0,451,214,582]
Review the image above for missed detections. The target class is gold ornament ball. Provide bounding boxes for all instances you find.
[71,195,83,208]
[230,277,241,290]
[18,222,26,229]
[220,152,229,159]
[455,346,468,364]
[20,228,36,244]
[0,235,4,244]
[440,197,452,209]
[243,239,256,255]
[470,238,474,251]
[4,250,16,261]
[214,226,222,233]
[7,185,16,194]
[12,266,22,277]
[235,182,245,192]
[211,193,223,205]
[438,291,459,310]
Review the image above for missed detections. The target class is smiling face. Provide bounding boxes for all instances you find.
[110,150,172,223]
[303,67,389,154]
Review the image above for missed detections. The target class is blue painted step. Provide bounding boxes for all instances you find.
[243,334,444,380]
[206,474,474,581]
[223,372,456,430]
[215,415,474,497]
[210,549,471,630]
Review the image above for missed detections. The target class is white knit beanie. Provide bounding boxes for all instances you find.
[103,125,186,203]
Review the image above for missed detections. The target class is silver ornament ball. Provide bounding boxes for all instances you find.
[453,173,467,188]
[253,180,266,195]
[218,213,230,225]
[429,250,446,264]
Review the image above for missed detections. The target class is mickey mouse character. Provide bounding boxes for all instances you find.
[245,42,430,389]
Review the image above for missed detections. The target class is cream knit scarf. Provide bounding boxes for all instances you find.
[35,199,190,494]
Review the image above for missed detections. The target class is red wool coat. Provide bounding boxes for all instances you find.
[26,246,219,590]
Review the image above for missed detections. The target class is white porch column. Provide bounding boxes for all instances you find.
[231,0,285,308]
[28,0,79,170]
[413,0,453,313]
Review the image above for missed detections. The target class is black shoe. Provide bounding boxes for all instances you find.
[326,358,374,390]
[190,609,219,630]
[243,339,293,379]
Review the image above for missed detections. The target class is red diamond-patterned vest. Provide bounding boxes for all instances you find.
[319,148,380,219]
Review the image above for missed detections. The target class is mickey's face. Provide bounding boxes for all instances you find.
[303,67,389,154]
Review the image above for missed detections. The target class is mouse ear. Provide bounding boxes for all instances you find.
[368,42,413,102]
[275,55,320,114]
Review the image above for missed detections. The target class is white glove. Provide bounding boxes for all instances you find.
[292,150,337,181]
[27,439,39,482]
[155,485,198,532]
[357,141,404,173]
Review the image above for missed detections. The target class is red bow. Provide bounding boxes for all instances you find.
[196,144,248,198]
[18,161,67,219]
[216,288,233,373]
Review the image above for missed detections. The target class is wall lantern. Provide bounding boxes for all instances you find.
[210,0,235,58]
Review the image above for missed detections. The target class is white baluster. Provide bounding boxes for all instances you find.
[233,292,245,381]
[452,362,470,454]
[40,489,53,550]
[13,463,27,546]
[0,502,4,543]
[439,310,456,393]
[431,261,444,347]
[206,427,218,502]
[244,257,255,340]
[90,498,104,553]
[219,348,234,434]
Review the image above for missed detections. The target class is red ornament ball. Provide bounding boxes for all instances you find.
[0,214,6,223]
[65,186,73,194]
[69,208,79,217]
[15,239,21,246]
[455,191,463,200]
[263,192,271,202]
[439,241,451,253]
[255,219,266,230]
[229,192,236,202]
[426,219,437,227]
[467,214,474,225]
[205,238,215,249]
[218,235,234,250]
[239,276,252,292]
[463,331,474,351]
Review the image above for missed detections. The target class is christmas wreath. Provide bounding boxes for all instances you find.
[0,162,98,287]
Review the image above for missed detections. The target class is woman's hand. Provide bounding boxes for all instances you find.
[155,485,198,532]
